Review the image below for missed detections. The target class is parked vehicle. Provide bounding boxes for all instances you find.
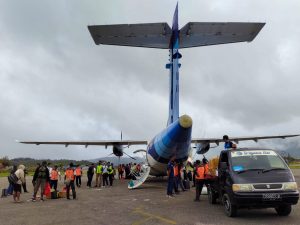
[208,148,299,217]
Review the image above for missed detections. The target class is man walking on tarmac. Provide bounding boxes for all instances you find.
[65,163,76,200]
[95,161,103,188]
[194,160,205,202]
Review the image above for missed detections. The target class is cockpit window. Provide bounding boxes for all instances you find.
[230,150,288,172]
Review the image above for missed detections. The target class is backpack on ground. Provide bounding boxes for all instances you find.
[183,179,190,190]
[8,173,18,184]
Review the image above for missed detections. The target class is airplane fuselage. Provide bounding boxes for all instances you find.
[145,5,193,176]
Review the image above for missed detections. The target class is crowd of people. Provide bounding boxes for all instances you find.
[3,156,216,203]
[3,160,146,203]
[166,157,213,202]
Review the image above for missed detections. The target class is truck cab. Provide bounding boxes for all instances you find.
[208,148,299,217]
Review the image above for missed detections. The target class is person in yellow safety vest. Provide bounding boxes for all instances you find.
[75,165,82,188]
[64,163,76,200]
[107,162,114,186]
[194,160,205,202]
[50,165,60,191]
[95,161,103,188]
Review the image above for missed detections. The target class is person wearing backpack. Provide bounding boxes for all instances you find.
[13,164,26,203]
[6,165,17,196]
[32,161,50,202]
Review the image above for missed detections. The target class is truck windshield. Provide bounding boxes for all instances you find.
[230,150,288,172]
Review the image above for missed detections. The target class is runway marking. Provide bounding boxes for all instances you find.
[132,207,177,225]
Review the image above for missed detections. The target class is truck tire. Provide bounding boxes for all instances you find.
[208,187,217,204]
[222,193,237,217]
[275,205,292,216]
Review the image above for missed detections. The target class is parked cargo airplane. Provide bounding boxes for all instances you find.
[20,4,299,188]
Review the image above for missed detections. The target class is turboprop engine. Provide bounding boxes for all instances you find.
[195,142,210,154]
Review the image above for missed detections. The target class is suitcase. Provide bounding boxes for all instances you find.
[183,180,190,190]
[51,191,58,199]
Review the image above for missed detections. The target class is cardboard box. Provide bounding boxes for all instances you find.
[58,191,66,198]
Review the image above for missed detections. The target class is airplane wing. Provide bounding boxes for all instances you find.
[88,23,172,49]
[179,22,265,48]
[18,140,148,148]
[192,134,300,146]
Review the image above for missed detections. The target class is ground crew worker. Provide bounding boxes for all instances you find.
[223,135,237,150]
[102,162,109,187]
[50,165,60,191]
[108,163,114,186]
[203,158,211,188]
[75,165,82,188]
[95,161,103,188]
[166,158,175,198]
[194,160,205,201]
[65,163,76,200]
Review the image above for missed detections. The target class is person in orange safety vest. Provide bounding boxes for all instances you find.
[64,163,76,200]
[194,160,205,201]
[75,165,82,188]
[50,165,60,191]
[203,157,212,188]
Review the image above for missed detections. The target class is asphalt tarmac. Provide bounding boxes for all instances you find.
[0,170,300,225]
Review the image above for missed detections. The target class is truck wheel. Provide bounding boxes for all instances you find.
[208,188,217,204]
[275,205,292,216]
[222,193,237,217]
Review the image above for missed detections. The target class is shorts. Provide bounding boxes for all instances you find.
[13,184,22,193]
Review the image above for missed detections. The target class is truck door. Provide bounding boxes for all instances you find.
[219,151,230,194]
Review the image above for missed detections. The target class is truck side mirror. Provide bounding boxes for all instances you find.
[220,162,227,170]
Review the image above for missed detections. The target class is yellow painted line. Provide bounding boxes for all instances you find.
[132,208,177,225]
[132,216,152,225]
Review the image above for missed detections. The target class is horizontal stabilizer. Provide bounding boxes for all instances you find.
[179,22,265,48]
[88,23,172,49]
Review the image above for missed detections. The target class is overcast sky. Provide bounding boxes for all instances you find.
[0,0,300,160]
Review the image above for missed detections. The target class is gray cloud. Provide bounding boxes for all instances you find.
[0,0,299,160]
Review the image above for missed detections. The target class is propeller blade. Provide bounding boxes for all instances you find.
[106,152,114,157]
[123,151,136,160]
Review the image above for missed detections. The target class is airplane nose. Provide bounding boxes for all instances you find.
[179,114,192,128]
